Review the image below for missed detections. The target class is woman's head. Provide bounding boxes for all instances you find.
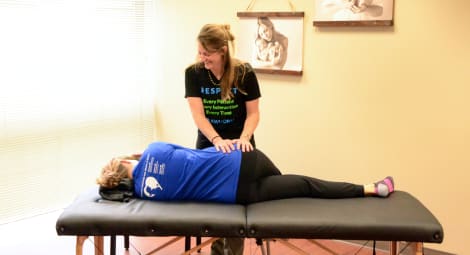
[197,24,233,70]
[257,17,274,41]
[197,24,234,55]
[96,158,129,188]
[197,24,245,100]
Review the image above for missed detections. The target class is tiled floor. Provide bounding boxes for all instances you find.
[0,210,388,255]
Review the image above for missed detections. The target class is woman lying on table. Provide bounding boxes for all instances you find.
[96,141,394,204]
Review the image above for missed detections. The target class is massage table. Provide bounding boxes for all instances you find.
[56,187,443,255]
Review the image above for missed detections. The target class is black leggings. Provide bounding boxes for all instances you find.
[236,149,364,204]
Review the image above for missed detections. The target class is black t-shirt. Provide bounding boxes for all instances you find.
[185,63,261,143]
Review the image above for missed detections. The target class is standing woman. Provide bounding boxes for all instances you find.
[185,24,261,154]
[185,24,261,255]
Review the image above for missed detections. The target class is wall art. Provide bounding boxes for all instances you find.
[237,12,304,75]
[313,0,394,26]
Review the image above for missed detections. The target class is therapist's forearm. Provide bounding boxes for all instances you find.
[240,113,259,140]
[194,116,220,141]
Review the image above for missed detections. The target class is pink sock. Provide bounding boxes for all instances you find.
[375,176,394,197]
[382,176,394,193]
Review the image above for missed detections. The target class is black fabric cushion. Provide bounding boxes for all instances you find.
[245,191,443,243]
[99,179,134,202]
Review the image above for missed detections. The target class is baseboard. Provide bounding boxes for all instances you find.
[345,240,455,255]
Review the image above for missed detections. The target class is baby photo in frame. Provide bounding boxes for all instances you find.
[313,0,394,26]
[237,12,304,76]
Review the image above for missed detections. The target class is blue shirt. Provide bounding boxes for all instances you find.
[133,142,241,203]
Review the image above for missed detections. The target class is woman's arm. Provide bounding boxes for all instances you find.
[187,97,235,153]
[273,33,288,68]
[235,98,260,152]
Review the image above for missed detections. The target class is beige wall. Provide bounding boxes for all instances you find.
[153,1,470,254]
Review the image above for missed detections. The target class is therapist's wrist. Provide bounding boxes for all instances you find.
[211,135,221,144]
[240,134,251,140]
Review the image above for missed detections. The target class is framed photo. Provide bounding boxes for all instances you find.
[313,0,394,27]
[237,12,304,76]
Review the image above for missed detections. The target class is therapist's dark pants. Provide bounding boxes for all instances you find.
[196,134,255,255]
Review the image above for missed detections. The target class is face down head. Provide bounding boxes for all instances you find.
[96,157,137,188]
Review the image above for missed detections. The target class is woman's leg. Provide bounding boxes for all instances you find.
[240,149,282,183]
[241,150,364,203]
[236,149,281,204]
[249,174,365,203]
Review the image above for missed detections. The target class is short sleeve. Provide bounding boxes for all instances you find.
[185,65,201,98]
[241,63,261,101]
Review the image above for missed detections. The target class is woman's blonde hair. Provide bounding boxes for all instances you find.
[197,24,248,100]
[96,158,128,188]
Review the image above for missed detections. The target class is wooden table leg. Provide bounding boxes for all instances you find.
[182,237,219,255]
[389,241,397,255]
[146,236,184,255]
[94,236,104,255]
[76,236,88,255]
[411,242,424,255]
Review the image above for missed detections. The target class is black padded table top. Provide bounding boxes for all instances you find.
[56,187,246,238]
[245,191,443,243]
[56,188,443,245]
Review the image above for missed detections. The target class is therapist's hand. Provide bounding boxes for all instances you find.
[213,137,236,153]
[233,138,254,152]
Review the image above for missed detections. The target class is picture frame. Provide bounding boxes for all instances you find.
[313,0,394,27]
[237,12,304,76]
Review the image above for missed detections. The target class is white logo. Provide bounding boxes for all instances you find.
[143,176,163,198]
